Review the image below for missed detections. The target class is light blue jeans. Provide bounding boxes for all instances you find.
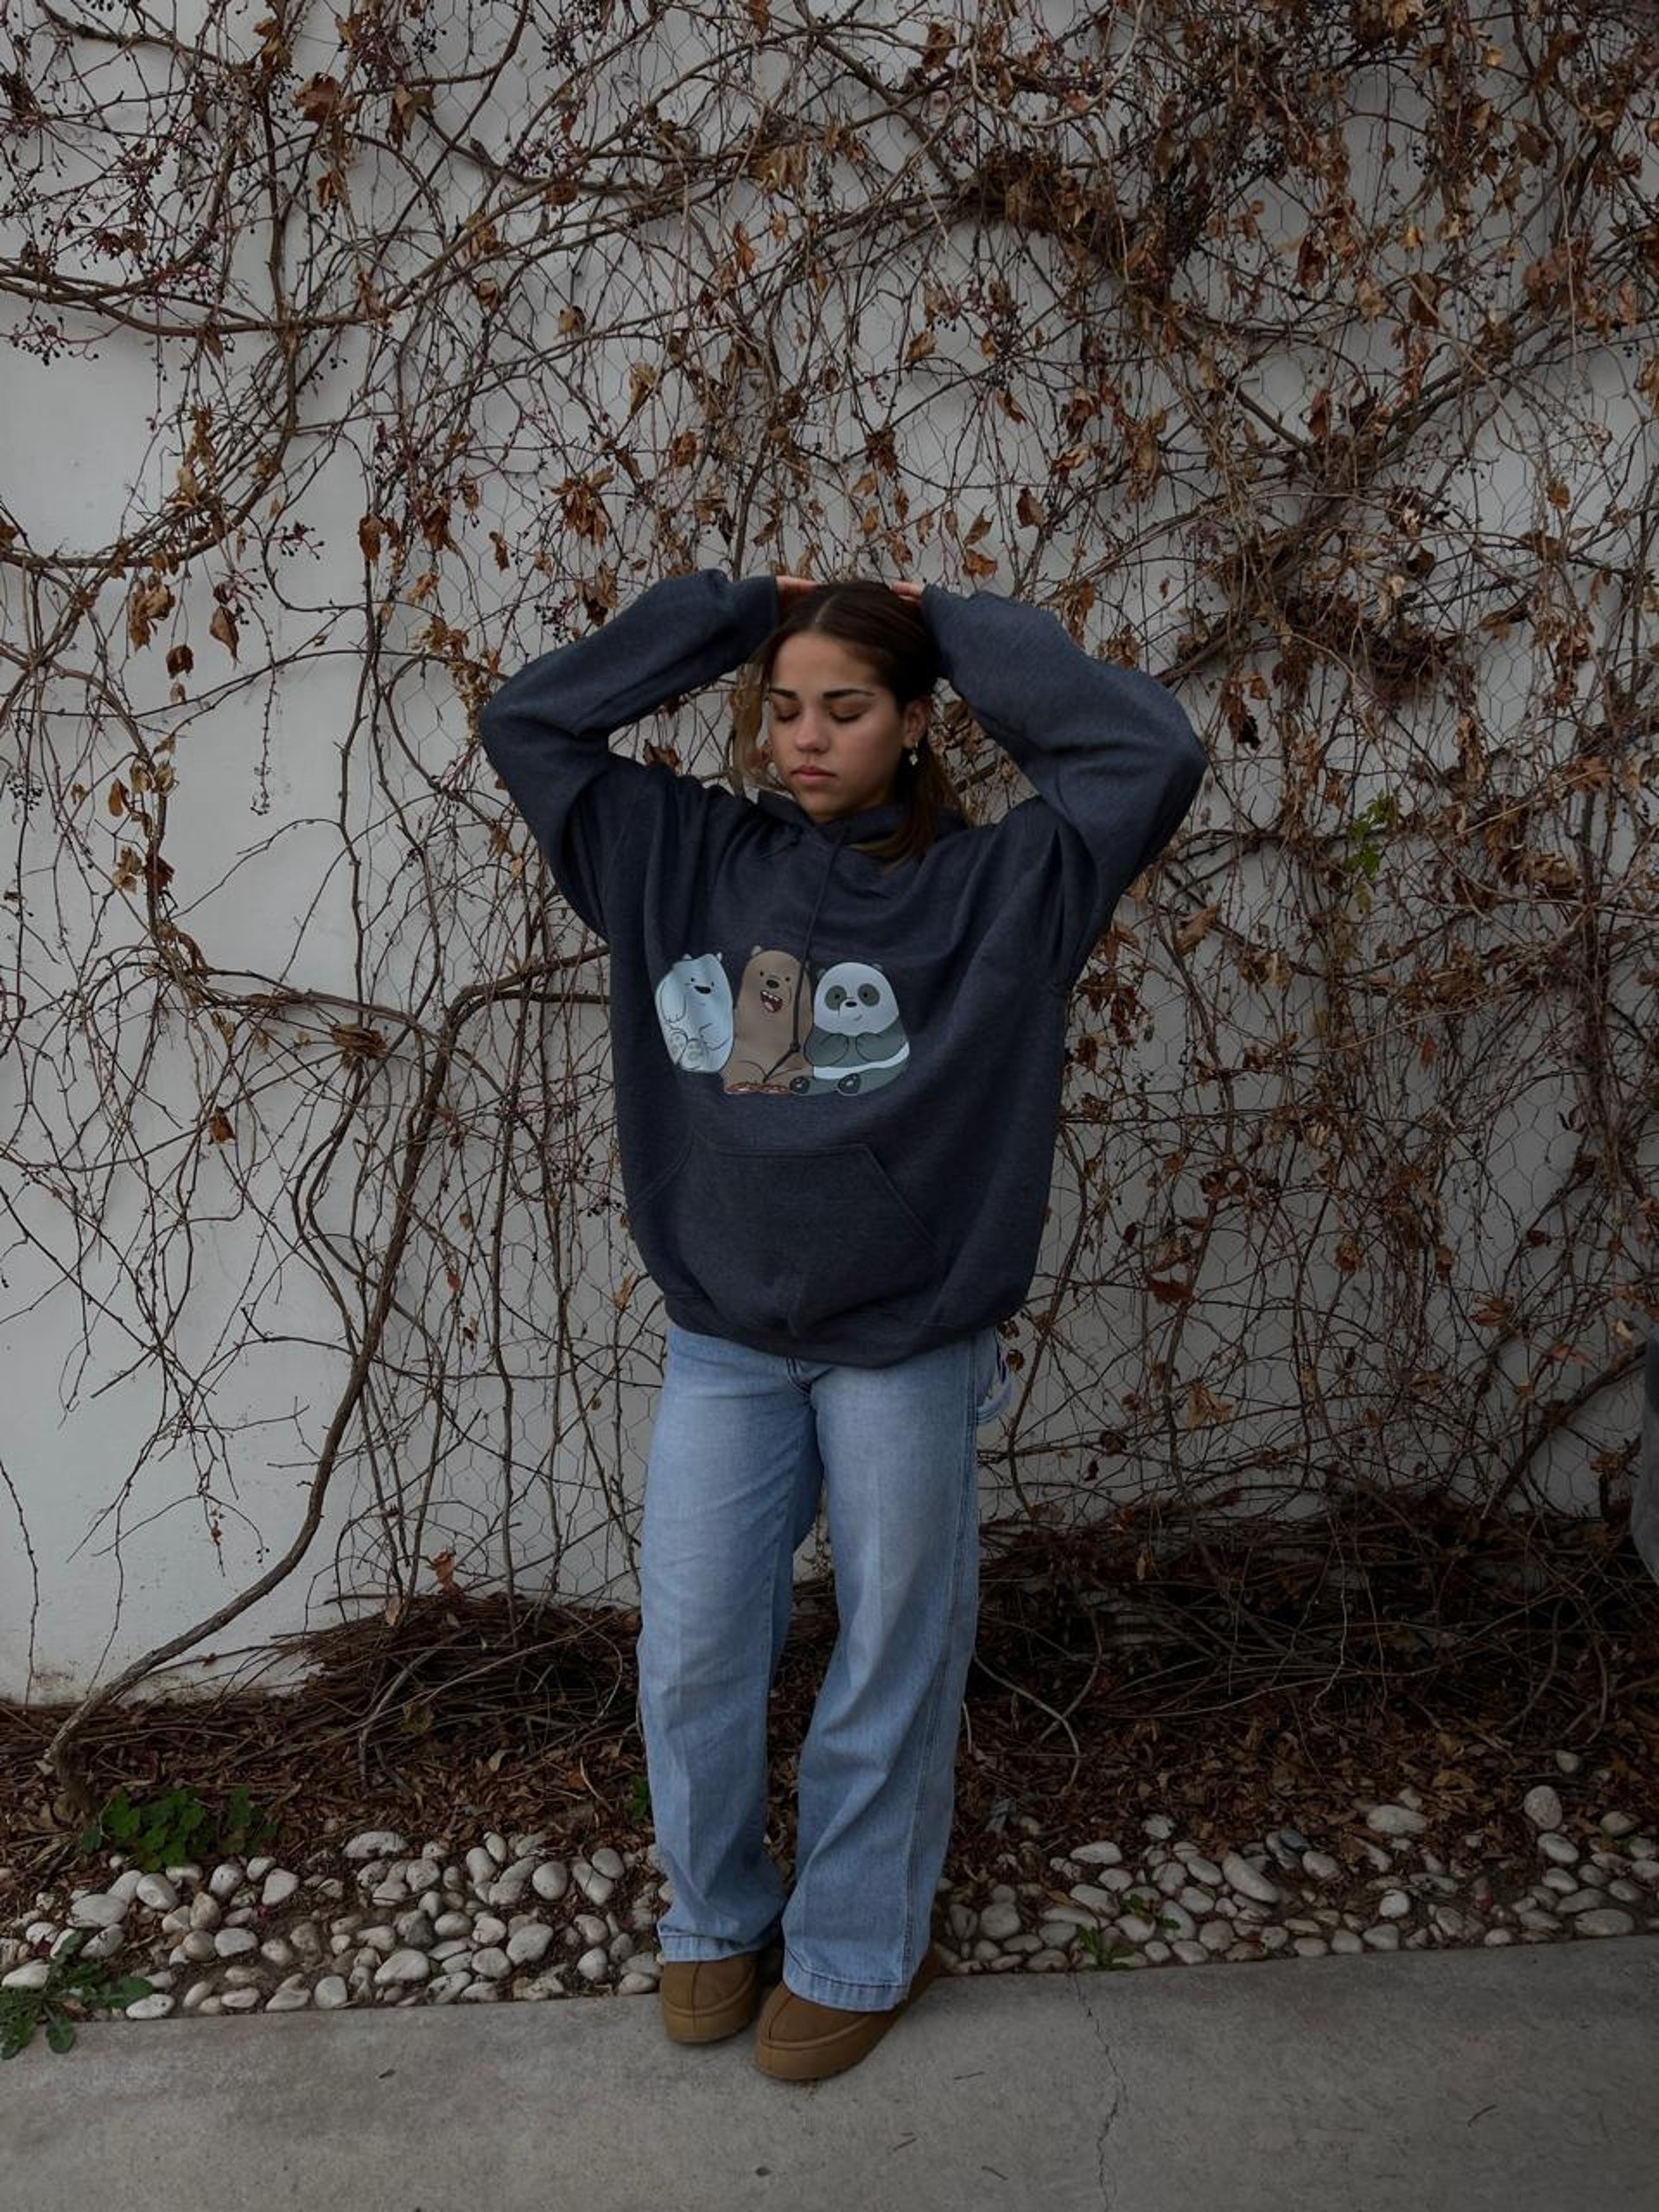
[635,1316,1012,2012]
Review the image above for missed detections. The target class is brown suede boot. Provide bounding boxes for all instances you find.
[658,1952,767,2044]
[753,1943,944,2081]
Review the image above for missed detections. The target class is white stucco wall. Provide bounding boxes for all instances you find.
[3,3,1652,1704]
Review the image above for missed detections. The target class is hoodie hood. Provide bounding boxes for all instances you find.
[752,785,966,842]
[752,784,969,982]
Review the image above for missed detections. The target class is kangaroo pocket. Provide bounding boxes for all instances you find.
[632,1132,943,1338]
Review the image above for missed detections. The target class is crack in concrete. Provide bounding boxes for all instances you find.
[1068,1968,1128,2209]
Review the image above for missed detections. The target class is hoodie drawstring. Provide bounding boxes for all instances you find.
[771,822,846,1077]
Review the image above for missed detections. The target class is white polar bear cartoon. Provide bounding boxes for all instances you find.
[652,953,734,1072]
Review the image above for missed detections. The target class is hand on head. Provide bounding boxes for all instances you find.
[775,572,922,613]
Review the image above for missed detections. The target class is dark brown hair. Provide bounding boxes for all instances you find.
[728,577,975,870]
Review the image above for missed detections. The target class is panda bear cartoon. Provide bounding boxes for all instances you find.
[787,961,911,1096]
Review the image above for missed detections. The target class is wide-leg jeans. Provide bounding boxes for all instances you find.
[635,1315,1012,2012]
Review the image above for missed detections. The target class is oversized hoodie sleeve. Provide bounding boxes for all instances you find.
[476,569,780,940]
[921,582,1208,988]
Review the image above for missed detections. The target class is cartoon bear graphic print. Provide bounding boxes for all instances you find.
[726,949,817,1091]
[652,952,734,1073]
[794,962,909,1095]
[650,944,911,1097]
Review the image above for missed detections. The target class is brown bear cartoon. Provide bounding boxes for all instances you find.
[724,945,816,1092]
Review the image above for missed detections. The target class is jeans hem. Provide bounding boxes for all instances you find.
[781,1941,929,2012]
[657,1936,779,1963]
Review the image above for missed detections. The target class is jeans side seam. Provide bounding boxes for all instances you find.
[895,1336,977,1980]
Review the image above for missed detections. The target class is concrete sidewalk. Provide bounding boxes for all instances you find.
[4,1935,1656,2211]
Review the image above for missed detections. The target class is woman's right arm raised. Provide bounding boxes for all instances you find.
[476,569,779,941]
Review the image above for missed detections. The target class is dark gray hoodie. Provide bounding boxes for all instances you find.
[478,569,1207,1367]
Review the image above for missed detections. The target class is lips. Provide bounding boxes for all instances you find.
[792,768,832,781]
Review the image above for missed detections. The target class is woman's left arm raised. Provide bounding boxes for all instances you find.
[917,580,1208,989]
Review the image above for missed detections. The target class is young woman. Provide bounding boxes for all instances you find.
[477,568,1207,2081]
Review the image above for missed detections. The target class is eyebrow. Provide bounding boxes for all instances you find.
[765,685,874,700]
